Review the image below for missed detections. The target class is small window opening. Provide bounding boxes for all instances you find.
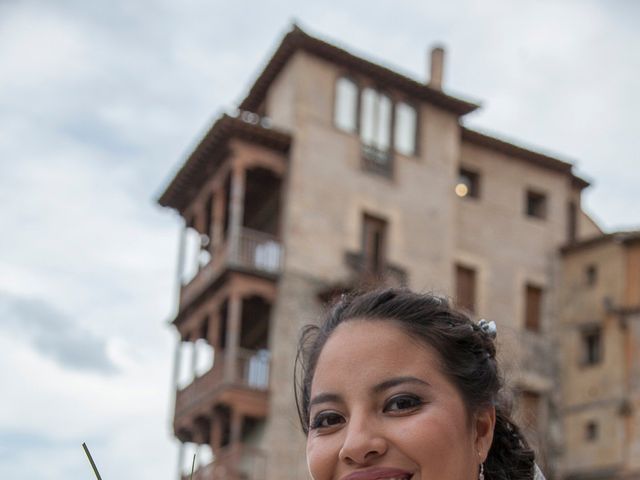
[585,421,599,441]
[526,190,547,219]
[456,168,480,199]
[581,328,602,366]
[585,264,598,286]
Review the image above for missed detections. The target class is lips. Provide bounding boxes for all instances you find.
[341,467,413,480]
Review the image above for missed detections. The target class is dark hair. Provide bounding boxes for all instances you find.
[295,288,535,480]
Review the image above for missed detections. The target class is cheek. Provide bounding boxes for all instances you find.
[398,412,475,473]
[307,436,339,480]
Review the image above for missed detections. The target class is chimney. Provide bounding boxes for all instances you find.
[428,45,445,90]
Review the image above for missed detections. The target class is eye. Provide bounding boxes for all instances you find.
[384,394,423,413]
[310,411,345,430]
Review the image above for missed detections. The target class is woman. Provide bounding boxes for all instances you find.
[295,289,545,480]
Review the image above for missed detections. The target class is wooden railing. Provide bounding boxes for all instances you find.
[180,229,282,308]
[182,446,266,480]
[175,350,270,419]
[228,228,282,274]
[234,348,270,389]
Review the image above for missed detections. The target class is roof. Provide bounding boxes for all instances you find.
[239,25,480,116]
[461,127,590,189]
[561,230,640,254]
[157,113,291,212]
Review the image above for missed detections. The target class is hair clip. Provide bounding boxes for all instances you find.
[478,319,497,339]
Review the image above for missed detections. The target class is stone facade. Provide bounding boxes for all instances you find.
[559,234,640,479]
[157,25,636,480]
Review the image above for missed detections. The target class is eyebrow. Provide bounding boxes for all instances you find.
[309,376,430,408]
[371,376,431,394]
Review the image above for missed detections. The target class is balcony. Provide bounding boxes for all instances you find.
[182,445,266,480]
[180,228,283,310]
[175,349,270,431]
[361,144,393,178]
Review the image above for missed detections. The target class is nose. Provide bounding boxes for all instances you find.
[338,414,388,465]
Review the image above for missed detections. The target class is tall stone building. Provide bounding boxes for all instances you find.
[559,232,640,479]
[157,25,632,480]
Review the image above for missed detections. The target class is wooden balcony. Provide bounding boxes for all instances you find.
[180,228,282,310]
[182,445,266,480]
[174,349,270,433]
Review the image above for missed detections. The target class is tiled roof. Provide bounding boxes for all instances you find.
[561,230,640,254]
[461,127,590,189]
[239,25,480,116]
[157,113,291,212]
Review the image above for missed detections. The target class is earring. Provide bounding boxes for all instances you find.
[478,463,485,480]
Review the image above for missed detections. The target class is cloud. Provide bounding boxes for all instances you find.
[0,291,117,374]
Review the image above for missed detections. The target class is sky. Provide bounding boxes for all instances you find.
[0,0,638,478]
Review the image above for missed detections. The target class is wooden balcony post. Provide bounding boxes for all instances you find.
[177,442,185,479]
[176,221,187,289]
[210,409,223,451]
[172,334,182,390]
[190,333,198,380]
[224,294,242,382]
[208,311,221,352]
[230,408,243,446]
[211,188,225,251]
[228,165,245,261]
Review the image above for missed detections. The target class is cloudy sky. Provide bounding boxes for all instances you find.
[1,0,638,478]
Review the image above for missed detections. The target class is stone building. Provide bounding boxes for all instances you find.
[558,232,640,479]
[157,25,619,480]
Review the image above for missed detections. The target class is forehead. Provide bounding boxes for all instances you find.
[311,319,445,393]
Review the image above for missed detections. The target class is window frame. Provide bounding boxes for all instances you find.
[361,213,388,275]
[332,75,421,162]
[456,167,481,199]
[333,75,360,133]
[580,326,603,367]
[524,283,543,332]
[455,263,477,313]
[525,189,548,220]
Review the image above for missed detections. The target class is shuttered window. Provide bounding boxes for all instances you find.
[456,265,476,313]
[525,284,543,332]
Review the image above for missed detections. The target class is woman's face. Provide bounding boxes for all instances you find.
[306,319,494,480]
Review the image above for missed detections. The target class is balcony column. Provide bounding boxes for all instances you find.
[210,409,223,451]
[211,188,225,252]
[171,333,182,390]
[228,165,245,263]
[224,294,242,382]
[230,408,243,446]
[207,310,220,353]
[176,220,187,289]
[190,333,198,380]
[177,442,185,480]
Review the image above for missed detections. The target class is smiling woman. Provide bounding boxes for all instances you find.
[295,289,544,480]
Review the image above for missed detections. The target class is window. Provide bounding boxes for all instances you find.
[585,421,599,441]
[581,327,602,366]
[456,264,476,312]
[394,102,417,156]
[334,77,358,132]
[585,264,598,286]
[332,78,420,172]
[525,284,543,332]
[361,88,392,152]
[456,168,480,199]
[362,214,387,274]
[526,190,547,219]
